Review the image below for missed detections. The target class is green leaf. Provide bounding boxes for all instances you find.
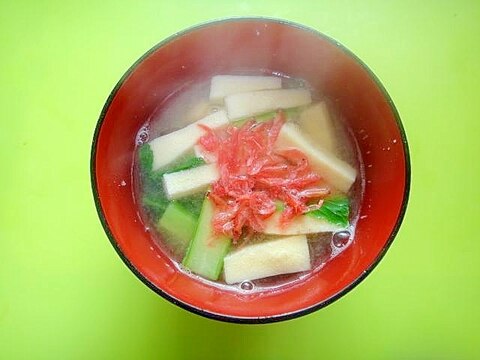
[306,196,350,227]
[140,172,168,219]
[138,144,153,172]
[138,148,206,220]
[163,156,205,174]
[142,194,169,214]
[232,107,301,126]
[176,193,205,218]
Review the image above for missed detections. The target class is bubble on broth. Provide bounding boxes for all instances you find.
[136,125,149,145]
[240,281,254,291]
[332,230,351,248]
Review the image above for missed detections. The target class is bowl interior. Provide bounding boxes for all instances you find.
[92,19,409,322]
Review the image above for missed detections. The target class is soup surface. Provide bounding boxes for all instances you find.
[134,73,364,293]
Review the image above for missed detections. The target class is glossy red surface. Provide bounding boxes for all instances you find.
[92,19,409,321]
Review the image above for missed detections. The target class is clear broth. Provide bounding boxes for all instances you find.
[133,73,364,294]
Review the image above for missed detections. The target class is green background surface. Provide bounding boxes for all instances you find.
[1,1,479,359]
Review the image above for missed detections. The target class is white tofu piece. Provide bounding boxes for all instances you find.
[263,212,343,235]
[276,123,357,193]
[223,235,311,284]
[149,110,229,171]
[224,88,312,120]
[298,102,337,154]
[209,75,282,102]
[162,164,219,200]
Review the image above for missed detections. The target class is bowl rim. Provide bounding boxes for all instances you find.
[90,16,411,324]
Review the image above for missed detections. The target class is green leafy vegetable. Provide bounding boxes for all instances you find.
[163,156,205,174]
[140,177,168,220]
[232,107,301,126]
[306,196,350,227]
[138,144,205,220]
[139,144,153,172]
[182,196,231,281]
[176,193,205,218]
[157,201,198,257]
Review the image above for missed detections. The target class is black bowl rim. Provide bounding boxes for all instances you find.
[90,16,411,324]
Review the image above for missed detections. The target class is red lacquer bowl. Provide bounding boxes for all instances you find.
[91,18,410,323]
